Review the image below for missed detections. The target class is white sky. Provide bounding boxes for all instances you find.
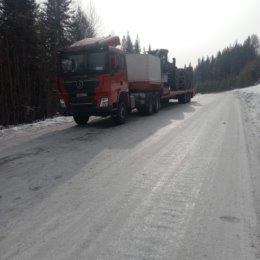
[81,0,260,67]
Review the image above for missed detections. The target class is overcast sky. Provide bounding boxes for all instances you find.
[81,0,260,67]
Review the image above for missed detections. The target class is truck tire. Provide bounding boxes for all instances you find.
[184,94,187,103]
[137,106,146,115]
[161,98,169,105]
[73,114,89,125]
[178,94,185,104]
[127,107,132,115]
[187,93,191,103]
[153,95,160,113]
[112,101,127,125]
[146,96,153,115]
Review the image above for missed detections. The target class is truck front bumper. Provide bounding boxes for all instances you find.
[63,103,118,117]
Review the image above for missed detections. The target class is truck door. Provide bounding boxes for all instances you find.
[110,53,128,94]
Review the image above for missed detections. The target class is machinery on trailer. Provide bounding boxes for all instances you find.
[57,36,194,125]
[147,48,194,104]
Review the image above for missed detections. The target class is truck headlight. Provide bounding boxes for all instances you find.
[60,99,66,108]
[100,97,108,107]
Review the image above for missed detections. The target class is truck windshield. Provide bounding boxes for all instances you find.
[59,51,108,75]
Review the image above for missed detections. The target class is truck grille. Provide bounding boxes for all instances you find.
[64,78,99,107]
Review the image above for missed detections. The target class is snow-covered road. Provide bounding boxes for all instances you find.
[0,86,260,260]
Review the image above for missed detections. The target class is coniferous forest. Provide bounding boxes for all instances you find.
[0,0,259,126]
[0,0,98,125]
[195,35,260,93]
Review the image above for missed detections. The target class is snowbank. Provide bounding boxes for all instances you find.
[0,116,73,138]
[236,84,260,135]
[237,83,260,94]
[1,84,259,138]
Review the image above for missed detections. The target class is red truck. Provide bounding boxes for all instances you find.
[57,36,194,125]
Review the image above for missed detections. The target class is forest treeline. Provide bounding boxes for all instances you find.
[0,0,260,125]
[0,0,99,125]
[195,35,260,93]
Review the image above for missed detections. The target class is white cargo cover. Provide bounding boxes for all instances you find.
[126,54,161,83]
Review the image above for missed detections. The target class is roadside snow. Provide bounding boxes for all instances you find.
[236,84,260,136]
[237,83,260,94]
[1,84,259,139]
[0,116,73,138]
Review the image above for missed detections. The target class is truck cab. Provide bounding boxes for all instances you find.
[57,36,129,125]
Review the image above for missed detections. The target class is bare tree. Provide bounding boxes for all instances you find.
[69,1,100,42]
[84,2,100,37]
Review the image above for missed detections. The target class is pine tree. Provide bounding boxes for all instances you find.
[194,34,260,93]
[70,7,90,42]
[134,34,141,54]
[70,6,98,42]
[44,0,72,60]
[0,0,5,124]
[0,0,3,25]
[0,0,41,125]
[125,32,134,54]
[250,34,259,53]
[121,35,127,53]
[43,0,73,115]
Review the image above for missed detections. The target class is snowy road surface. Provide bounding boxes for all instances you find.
[0,86,260,260]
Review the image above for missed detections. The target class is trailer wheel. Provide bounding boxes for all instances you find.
[73,114,89,125]
[153,95,160,113]
[112,101,127,125]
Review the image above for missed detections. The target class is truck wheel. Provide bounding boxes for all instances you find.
[185,94,188,103]
[187,93,191,103]
[127,107,132,115]
[137,106,146,115]
[153,96,160,113]
[73,114,89,125]
[113,101,127,125]
[161,98,169,105]
[145,96,153,115]
[178,95,185,104]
